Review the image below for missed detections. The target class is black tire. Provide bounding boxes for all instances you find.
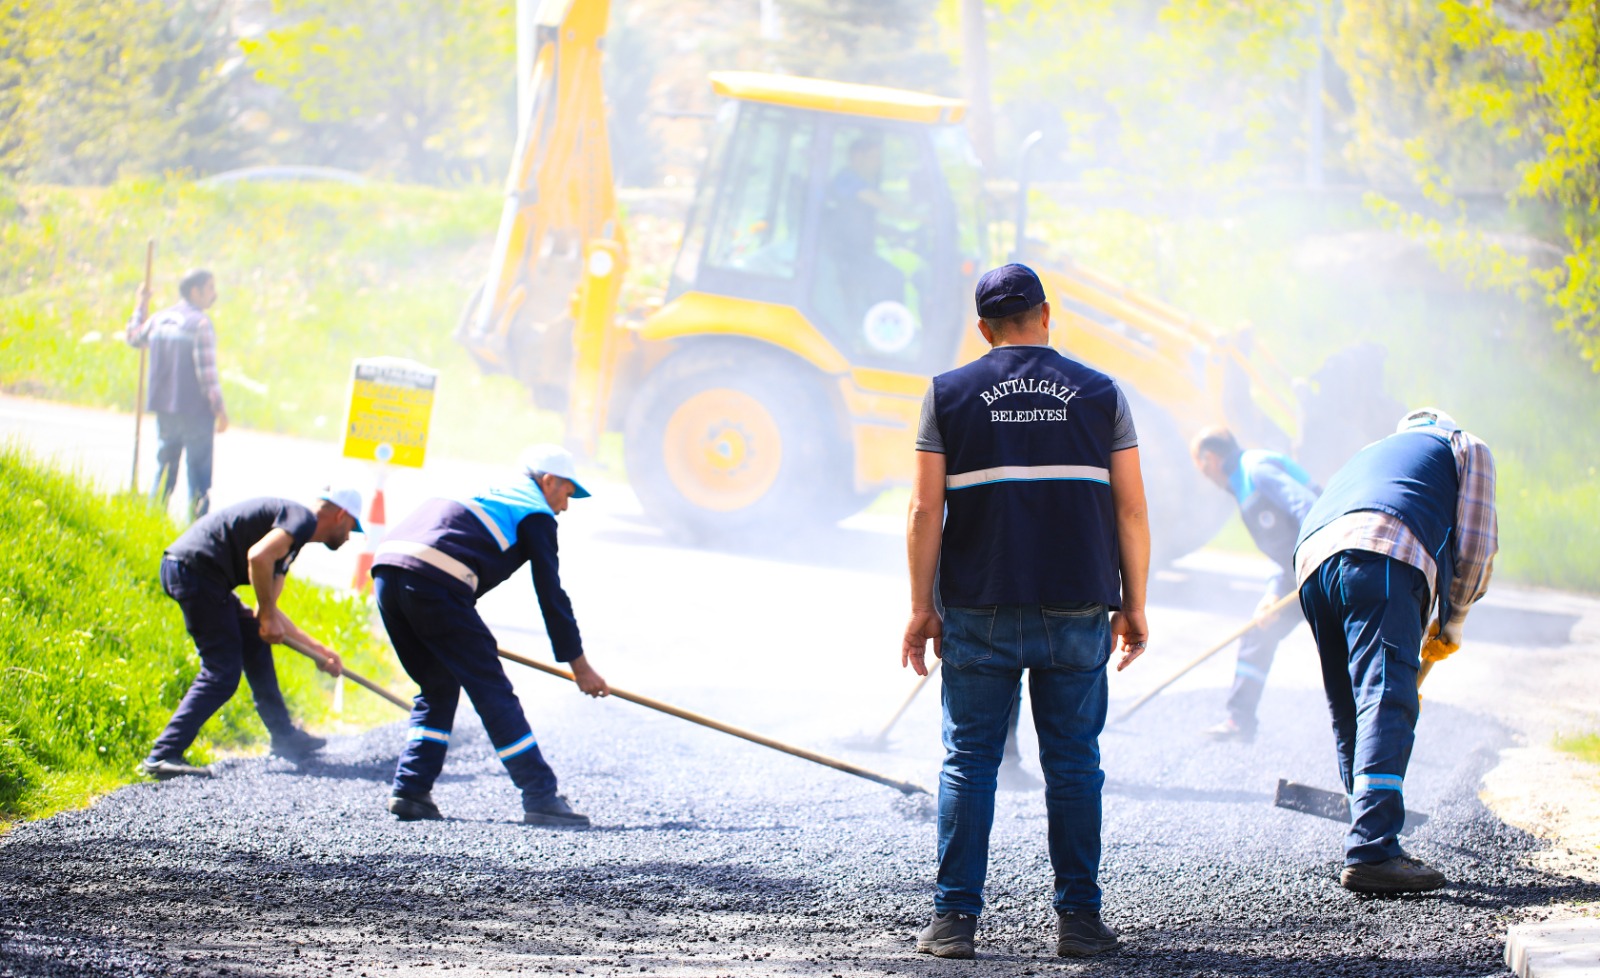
[1126,393,1233,565]
[623,347,846,543]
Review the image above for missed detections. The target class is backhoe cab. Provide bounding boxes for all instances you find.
[459,0,1334,558]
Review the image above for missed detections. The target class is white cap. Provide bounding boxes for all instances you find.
[316,487,365,531]
[519,444,592,498]
[1396,407,1459,435]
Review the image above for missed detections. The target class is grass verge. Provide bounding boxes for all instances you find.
[0,444,403,827]
[1556,733,1600,767]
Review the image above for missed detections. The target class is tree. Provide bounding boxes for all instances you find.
[768,0,956,94]
[240,0,513,183]
[1336,0,1600,369]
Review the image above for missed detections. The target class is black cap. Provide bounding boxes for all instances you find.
[975,263,1046,319]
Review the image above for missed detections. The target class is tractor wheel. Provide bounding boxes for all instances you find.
[624,350,842,543]
[1127,393,1233,566]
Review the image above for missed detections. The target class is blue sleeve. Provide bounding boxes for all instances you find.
[518,514,584,663]
[1255,463,1319,527]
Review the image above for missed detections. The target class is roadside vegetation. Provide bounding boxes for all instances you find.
[0,445,403,826]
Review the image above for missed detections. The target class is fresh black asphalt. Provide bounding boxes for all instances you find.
[2,672,1593,977]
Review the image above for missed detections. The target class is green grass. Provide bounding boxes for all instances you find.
[0,178,570,465]
[0,444,403,826]
[1556,733,1600,766]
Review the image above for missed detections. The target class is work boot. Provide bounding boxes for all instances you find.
[1056,910,1119,957]
[998,761,1044,792]
[1202,717,1255,743]
[1340,854,1447,894]
[522,794,590,828]
[387,791,443,822]
[270,728,327,763]
[915,911,977,959]
[140,757,212,780]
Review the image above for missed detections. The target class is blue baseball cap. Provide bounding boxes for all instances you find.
[975,263,1046,319]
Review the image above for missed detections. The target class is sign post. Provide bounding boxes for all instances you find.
[342,358,437,592]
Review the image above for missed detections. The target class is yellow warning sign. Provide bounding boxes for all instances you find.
[341,358,437,468]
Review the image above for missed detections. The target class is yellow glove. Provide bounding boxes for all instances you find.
[1422,620,1460,663]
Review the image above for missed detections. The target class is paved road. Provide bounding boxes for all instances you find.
[3,394,1599,976]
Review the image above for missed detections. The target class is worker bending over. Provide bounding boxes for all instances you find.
[372,445,608,827]
[141,491,362,779]
[902,264,1150,959]
[1294,408,1497,893]
[1191,427,1320,741]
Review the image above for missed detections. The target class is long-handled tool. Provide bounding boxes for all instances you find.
[283,635,413,712]
[1113,590,1301,724]
[497,645,930,796]
[130,238,154,495]
[843,660,942,752]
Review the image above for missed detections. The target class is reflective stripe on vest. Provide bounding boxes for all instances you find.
[374,540,479,590]
[946,463,1110,490]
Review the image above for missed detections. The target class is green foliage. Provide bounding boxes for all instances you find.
[1336,0,1600,369]
[1557,731,1600,766]
[770,0,956,92]
[0,445,401,825]
[239,0,515,182]
[0,178,569,464]
[0,0,245,183]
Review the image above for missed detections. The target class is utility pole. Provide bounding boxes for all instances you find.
[959,0,996,169]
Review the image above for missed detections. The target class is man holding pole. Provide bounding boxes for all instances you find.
[371,444,608,827]
[1294,408,1496,893]
[141,490,363,779]
[1190,427,1320,742]
[126,269,229,521]
[902,264,1150,960]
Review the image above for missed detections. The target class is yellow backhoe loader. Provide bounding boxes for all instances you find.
[458,0,1377,559]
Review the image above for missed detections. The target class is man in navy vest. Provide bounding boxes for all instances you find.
[126,269,230,520]
[1294,408,1497,893]
[1191,427,1320,741]
[902,264,1151,959]
[372,444,609,828]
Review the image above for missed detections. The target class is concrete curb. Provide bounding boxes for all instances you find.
[1507,920,1600,977]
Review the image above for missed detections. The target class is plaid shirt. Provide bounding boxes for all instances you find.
[1295,429,1497,625]
[126,297,226,416]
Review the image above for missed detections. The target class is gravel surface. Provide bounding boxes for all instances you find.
[4,679,1596,978]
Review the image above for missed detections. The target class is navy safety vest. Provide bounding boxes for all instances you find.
[374,478,555,599]
[1233,449,1318,572]
[932,345,1123,608]
[1296,429,1459,621]
[143,301,212,416]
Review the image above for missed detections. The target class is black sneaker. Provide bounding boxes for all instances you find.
[270,728,327,762]
[139,757,212,780]
[387,792,443,821]
[1340,854,1446,894]
[1056,910,1119,957]
[522,794,590,828]
[915,911,977,959]
[1203,717,1256,743]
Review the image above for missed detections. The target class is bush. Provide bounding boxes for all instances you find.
[0,445,404,825]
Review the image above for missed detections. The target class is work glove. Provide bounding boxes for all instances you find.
[1422,619,1460,664]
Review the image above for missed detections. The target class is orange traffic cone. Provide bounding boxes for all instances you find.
[351,478,387,593]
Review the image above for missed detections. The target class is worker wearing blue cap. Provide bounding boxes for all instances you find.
[141,489,363,780]
[903,264,1151,960]
[372,444,608,828]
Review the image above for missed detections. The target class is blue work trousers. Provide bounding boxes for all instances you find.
[151,411,214,520]
[148,557,295,762]
[373,567,558,803]
[1298,551,1428,865]
[1224,586,1303,731]
[935,603,1110,917]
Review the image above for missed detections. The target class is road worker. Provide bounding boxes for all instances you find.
[141,491,361,779]
[372,444,608,827]
[902,264,1151,959]
[1294,408,1497,893]
[1190,427,1320,741]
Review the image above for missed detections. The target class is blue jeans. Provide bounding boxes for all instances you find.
[1298,552,1428,865]
[373,567,559,804]
[936,603,1111,917]
[151,411,214,520]
[148,558,295,762]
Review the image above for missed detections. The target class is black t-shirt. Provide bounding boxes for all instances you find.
[165,498,318,588]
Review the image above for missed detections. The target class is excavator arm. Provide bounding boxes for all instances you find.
[457,0,628,455]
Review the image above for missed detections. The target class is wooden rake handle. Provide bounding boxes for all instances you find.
[497,646,931,796]
[282,636,412,712]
